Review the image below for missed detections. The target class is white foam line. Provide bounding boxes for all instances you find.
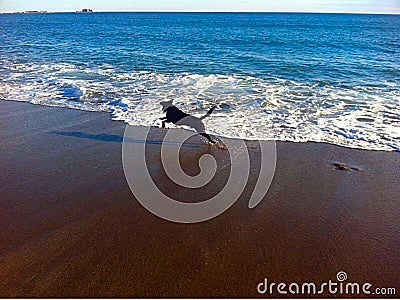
[1,62,399,151]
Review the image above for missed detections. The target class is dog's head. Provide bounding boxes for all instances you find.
[160,100,174,112]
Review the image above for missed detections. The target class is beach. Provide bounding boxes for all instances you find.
[0,99,399,297]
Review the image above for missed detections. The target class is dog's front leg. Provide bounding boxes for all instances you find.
[159,117,167,128]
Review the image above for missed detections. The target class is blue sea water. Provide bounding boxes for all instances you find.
[1,12,399,150]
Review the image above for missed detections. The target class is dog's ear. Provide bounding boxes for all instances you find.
[160,100,174,110]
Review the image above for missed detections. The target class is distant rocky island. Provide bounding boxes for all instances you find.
[12,10,48,14]
[76,9,93,13]
[5,9,94,14]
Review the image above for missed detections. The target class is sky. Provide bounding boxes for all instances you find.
[0,0,399,14]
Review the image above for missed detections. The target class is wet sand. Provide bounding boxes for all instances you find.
[0,100,399,297]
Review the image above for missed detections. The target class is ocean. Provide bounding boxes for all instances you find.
[1,12,399,151]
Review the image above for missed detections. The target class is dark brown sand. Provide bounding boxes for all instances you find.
[0,100,399,298]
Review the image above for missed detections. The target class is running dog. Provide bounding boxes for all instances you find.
[160,100,217,143]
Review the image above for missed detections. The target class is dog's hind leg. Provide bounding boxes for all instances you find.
[199,132,215,144]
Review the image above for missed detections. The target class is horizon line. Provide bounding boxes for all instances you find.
[1,10,400,15]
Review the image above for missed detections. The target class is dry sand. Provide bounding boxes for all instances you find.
[0,100,399,297]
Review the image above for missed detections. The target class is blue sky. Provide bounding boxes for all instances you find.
[1,0,399,14]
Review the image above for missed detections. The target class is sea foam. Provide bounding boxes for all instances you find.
[1,61,399,151]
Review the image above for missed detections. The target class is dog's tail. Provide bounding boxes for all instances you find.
[200,105,217,120]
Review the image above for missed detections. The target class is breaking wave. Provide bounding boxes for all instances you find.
[1,61,399,151]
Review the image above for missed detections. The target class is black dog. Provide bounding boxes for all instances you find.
[160,100,217,143]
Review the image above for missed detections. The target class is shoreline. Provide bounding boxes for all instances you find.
[3,100,398,153]
[1,100,399,297]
